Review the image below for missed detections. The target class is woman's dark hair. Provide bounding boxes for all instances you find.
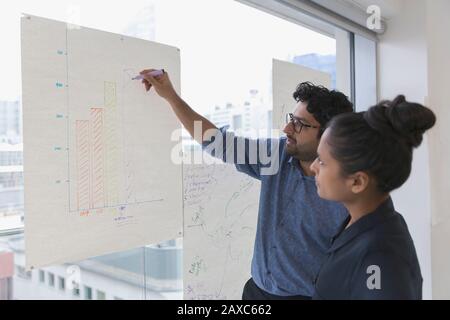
[326,95,436,193]
[293,81,354,138]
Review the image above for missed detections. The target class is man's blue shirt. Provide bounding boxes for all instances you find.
[203,126,348,296]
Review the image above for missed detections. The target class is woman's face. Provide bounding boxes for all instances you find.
[310,128,356,202]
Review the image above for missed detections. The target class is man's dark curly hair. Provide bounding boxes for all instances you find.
[293,82,354,138]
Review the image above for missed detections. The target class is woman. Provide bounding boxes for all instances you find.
[310,95,436,299]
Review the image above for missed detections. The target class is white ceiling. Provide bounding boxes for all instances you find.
[344,0,404,20]
[311,0,404,21]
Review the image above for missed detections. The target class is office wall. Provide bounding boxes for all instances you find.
[377,0,433,299]
[426,0,450,300]
[378,0,450,299]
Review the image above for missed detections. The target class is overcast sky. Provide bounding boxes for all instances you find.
[0,0,335,111]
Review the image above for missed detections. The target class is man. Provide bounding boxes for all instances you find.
[140,69,354,299]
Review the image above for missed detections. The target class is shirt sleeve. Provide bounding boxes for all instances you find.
[349,250,422,300]
[201,126,281,180]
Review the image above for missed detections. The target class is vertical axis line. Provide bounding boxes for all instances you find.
[65,26,71,212]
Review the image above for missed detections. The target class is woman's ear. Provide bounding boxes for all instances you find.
[348,171,370,194]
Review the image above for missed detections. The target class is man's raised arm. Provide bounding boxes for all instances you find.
[140,69,218,144]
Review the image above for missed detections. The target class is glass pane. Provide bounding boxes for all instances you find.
[354,34,377,111]
[0,232,182,300]
[0,0,340,300]
[96,290,105,300]
[153,0,336,138]
[1,2,337,226]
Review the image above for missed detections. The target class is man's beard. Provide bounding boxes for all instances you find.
[285,142,317,162]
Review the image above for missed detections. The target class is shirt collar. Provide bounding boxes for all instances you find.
[288,156,298,167]
[288,156,316,181]
[327,197,396,253]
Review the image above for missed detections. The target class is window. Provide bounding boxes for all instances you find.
[232,115,243,131]
[48,273,55,287]
[39,270,45,283]
[84,286,93,300]
[153,0,337,138]
[0,232,182,300]
[96,290,106,300]
[16,266,31,280]
[354,34,377,111]
[0,0,375,300]
[72,284,80,297]
[0,0,185,301]
[0,278,13,300]
[58,276,65,291]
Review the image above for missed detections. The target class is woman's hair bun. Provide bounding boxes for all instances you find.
[363,95,436,148]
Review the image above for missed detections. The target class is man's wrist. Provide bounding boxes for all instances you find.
[166,93,181,105]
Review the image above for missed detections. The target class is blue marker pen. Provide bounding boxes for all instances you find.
[132,69,164,80]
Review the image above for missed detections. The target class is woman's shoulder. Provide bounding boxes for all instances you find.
[359,212,418,262]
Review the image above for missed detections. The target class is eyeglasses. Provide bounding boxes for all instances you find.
[285,113,320,134]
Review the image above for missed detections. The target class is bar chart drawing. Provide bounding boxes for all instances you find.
[90,107,106,210]
[75,106,108,212]
[103,81,120,209]
[23,14,183,269]
[75,120,91,211]
[73,82,118,212]
[71,81,163,213]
